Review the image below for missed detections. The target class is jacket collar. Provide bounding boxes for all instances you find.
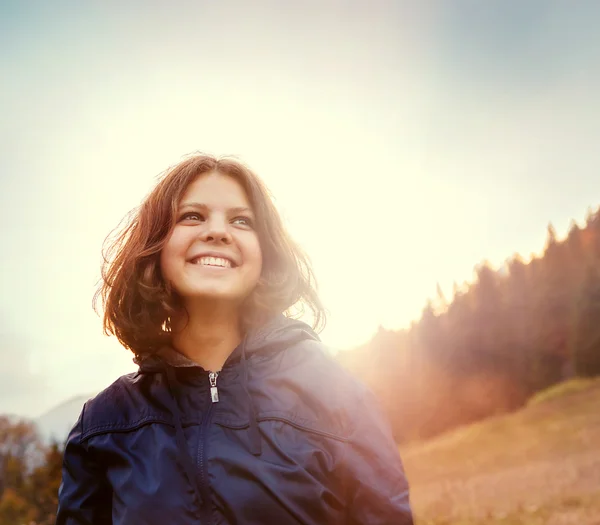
[134,314,320,372]
[156,346,202,368]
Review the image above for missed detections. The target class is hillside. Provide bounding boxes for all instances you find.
[400,377,600,524]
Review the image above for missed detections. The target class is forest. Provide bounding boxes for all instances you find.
[0,417,62,525]
[339,207,600,443]
[1,206,599,524]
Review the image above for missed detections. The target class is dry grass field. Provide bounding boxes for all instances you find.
[400,378,600,524]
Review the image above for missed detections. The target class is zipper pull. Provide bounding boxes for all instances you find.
[209,371,219,403]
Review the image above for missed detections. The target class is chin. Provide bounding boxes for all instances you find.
[184,287,245,303]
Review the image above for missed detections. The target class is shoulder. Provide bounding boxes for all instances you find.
[84,372,144,413]
[278,341,399,454]
[280,338,371,399]
[79,372,167,441]
[256,338,375,436]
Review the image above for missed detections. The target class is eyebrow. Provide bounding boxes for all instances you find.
[179,202,254,215]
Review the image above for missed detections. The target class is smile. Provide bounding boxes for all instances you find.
[190,256,234,268]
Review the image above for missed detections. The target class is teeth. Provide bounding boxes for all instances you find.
[194,257,232,268]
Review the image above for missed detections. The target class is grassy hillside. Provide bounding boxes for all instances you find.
[400,377,600,524]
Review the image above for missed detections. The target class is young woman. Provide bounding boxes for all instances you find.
[57,154,414,524]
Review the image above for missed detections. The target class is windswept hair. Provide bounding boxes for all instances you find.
[94,154,326,357]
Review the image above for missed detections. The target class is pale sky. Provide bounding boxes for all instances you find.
[1,0,599,417]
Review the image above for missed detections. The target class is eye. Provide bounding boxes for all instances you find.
[179,212,205,222]
[232,216,253,227]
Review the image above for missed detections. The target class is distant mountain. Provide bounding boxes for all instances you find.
[35,394,94,444]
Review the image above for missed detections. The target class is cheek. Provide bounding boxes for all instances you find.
[252,240,263,274]
[240,233,262,268]
[159,235,182,279]
[158,250,172,284]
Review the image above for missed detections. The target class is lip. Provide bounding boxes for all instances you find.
[187,251,238,268]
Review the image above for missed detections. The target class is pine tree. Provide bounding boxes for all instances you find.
[573,258,600,376]
[26,441,64,525]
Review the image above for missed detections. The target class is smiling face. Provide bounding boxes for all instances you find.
[160,171,263,308]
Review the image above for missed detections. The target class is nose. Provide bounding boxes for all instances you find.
[200,215,232,244]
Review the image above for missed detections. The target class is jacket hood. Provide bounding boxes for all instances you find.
[135,314,320,373]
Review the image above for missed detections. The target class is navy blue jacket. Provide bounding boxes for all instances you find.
[57,316,413,524]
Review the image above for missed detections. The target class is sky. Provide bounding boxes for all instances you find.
[1,0,599,417]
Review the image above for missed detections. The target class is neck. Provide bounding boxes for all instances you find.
[170,301,242,372]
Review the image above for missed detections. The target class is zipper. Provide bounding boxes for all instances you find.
[198,371,219,523]
[209,371,219,403]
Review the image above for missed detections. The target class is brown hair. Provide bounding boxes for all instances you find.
[94,153,326,357]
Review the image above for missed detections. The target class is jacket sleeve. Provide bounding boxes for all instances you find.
[56,405,112,525]
[342,386,414,525]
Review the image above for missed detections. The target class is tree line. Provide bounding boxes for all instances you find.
[0,416,62,525]
[338,206,600,443]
